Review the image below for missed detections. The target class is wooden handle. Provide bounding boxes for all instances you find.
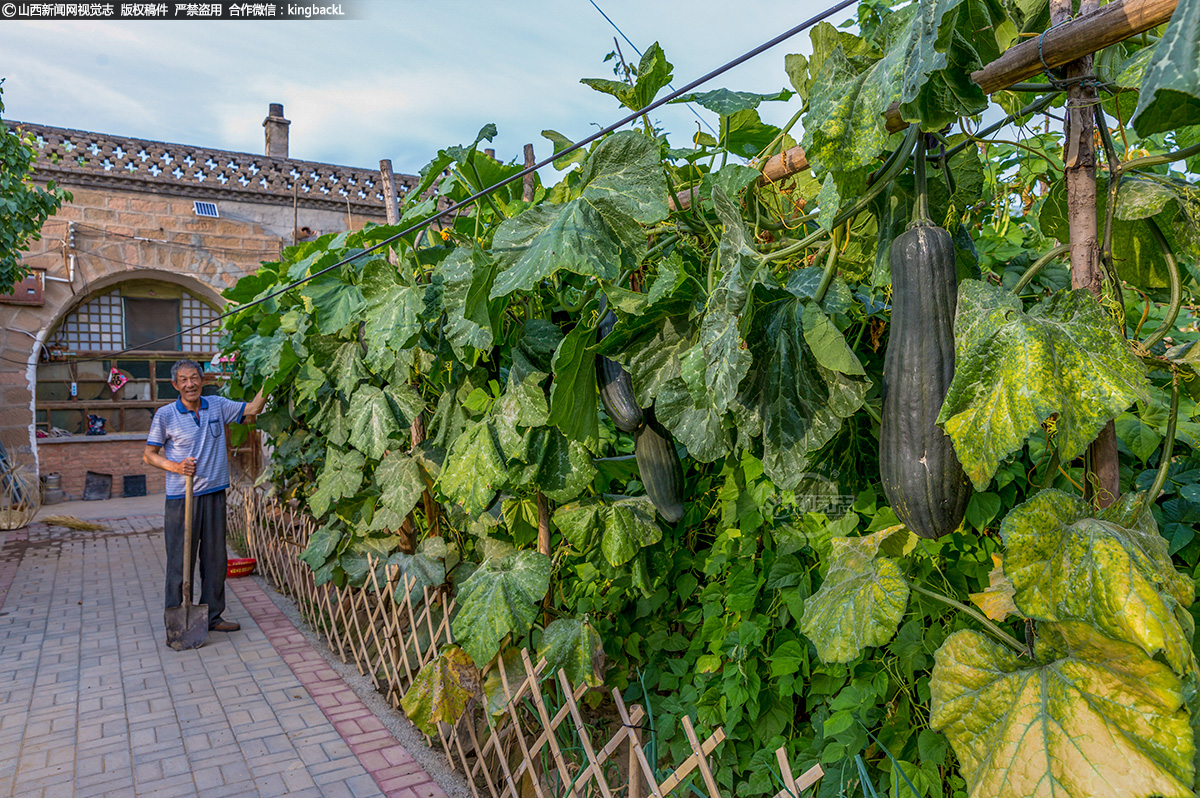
[182,473,195,606]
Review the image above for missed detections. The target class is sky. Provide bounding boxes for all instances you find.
[0,1,856,178]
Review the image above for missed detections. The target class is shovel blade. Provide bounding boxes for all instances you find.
[165,602,209,650]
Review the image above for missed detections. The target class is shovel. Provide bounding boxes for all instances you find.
[166,473,208,650]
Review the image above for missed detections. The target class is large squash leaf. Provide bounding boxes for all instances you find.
[400,646,481,735]
[801,0,994,177]
[1131,0,1200,137]
[389,538,447,603]
[439,419,507,517]
[346,385,402,461]
[436,245,502,360]
[969,553,1019,622]
[300,275,366,335]
[547,323,599,449]
[537,618,605,687]
[360,259,423,363]
[552,495,661,567]
[1040,176,1186,288]
[938,281,1148,489]
[1001,489,1195,674]
[508,427,596,504]
[451,550,552,666]
[309,447,366,517]
[739,288,869,491]
[490,131,668,298]
[374,451,426,524]
[930,622,1195,798]
[800,526,913,663]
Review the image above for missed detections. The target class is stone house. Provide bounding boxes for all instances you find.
[0,105,416,501]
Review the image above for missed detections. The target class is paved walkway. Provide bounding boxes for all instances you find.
[0,505,453,798]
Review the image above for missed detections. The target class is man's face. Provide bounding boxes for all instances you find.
[172,367,203,403]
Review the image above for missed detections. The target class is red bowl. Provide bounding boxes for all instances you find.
[227,558,257,577]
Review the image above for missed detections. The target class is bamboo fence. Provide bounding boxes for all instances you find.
[227,483,823,798]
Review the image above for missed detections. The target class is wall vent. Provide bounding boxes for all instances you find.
[193,201,219,218]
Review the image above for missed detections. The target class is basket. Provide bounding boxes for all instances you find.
[227,558,257,578]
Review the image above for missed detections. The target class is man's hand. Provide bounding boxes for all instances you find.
[176,457,197,477]
[244,388,268,420]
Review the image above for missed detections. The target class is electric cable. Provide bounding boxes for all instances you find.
[43,0,860,366]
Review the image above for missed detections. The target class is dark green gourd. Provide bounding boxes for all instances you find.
[635,409,685,523]
[596,301,645,433]
[879,141,972,539]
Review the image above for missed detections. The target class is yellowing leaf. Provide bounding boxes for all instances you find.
[1001,489,1196,675]
[800,526,911,662]
[969,553,1019,622]
[931,623,1194,798]
[400,646,480,736]
[938,281,1148,489]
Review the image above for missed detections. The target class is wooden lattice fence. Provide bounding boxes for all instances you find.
[227,483,822,798]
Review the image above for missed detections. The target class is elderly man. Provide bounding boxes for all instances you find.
[144,360,266,638]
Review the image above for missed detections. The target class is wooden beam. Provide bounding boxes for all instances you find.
[884,0,1178,132]
[669,145,811,211]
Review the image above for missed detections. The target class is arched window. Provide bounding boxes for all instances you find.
[36,281,224,437]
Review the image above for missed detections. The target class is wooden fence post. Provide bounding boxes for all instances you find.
[1052,0,1121,507]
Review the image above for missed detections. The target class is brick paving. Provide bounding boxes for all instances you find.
[0,513,451,798]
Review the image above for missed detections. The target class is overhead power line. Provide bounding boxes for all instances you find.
[53,0,859,365]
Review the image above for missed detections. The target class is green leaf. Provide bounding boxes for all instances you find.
[552,495,661,566]
[322,339,369,398]
[695,309,751,415]
[740,288,870,490]
[451,550,552,666]
[938,281,1149,489]
[439,419,507,517]
[580,42,673,111]
[490,131,667,298]
[1132,0,1200,137]
[669,88,792,115]
[361,260,423,364]
[375,452,426,523]
[509,427,597,503]
[400,646,481,735]
[436,245,502,360]
[538,618,605,687]
[602,496,662,567]
[310,448,366,517]
[301,276,366,335]
[1116,411,1164,463]
[1001,489,1195,675]
[299,524,342,569]
[816,174,841,232]
[930,622,1195,798]
[800,526,912,663]
[547,323,599,449]
[389,539,447,603]
[1041,177,1180,288]
[801,1,987,177]
[347,385,401,461]
[293,359,327,405]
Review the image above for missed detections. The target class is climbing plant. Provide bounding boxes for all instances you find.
[222,1,1200,794]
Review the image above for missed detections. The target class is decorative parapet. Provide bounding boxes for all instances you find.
[11,121,417,214]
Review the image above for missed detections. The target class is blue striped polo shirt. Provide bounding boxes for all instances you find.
[147,396,246,499]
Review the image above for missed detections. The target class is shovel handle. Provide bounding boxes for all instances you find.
[182,474,194,606]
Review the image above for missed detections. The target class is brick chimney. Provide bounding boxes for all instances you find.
[263,103,290,158]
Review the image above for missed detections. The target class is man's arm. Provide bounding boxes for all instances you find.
[243,389,267,421]
[143,445,195,476]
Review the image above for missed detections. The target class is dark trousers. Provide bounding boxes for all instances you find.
[164,490,227,627]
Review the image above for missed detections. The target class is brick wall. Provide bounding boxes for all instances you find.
[38,437,166,501]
